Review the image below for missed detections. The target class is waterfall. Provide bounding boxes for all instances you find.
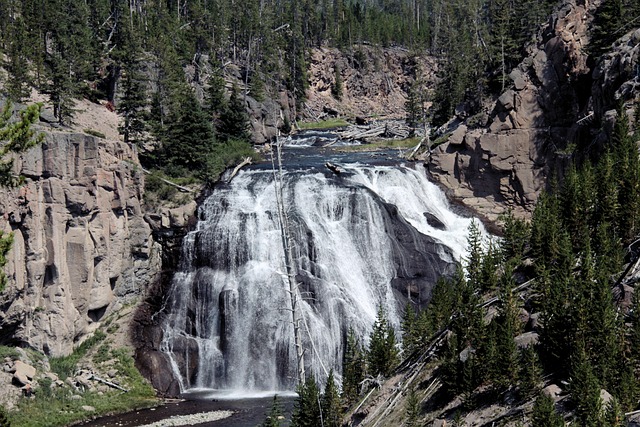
[160,162,477,394]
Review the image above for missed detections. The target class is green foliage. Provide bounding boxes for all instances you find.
[604,397,625,427]
[401,303,420,356]
[0,102,44,187]
[0,405,9,427]
[518,346,542,399]
[261,395,284,427]
[405,387,420,427]
[342,327,364,405]
[321,370,342,427]
[50,330,107,379]
[84,129,106,139]
[405,80,425,129]
[0,345,19,360]
[569,349,603,427]
[531,393,564,427]
[500,210,530,264]
[331,64,343,101]
[290,375,321,427]
[217,84,250,143]
[367,305,399,377]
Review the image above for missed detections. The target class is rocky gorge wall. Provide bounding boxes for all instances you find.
[428,0,599,222]
[0,116,160,356]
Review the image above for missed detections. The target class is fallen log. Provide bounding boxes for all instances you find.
[227,157,253,182]
[141,168,194,193]
[90,374,129,392]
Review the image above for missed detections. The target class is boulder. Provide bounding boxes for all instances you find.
[542,384,563,401]
[12,360,36,383]
[514,332,539,349]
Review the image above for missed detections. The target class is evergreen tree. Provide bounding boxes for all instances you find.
[0,102,42,292]
[604,397,625,427]
[493,263,520,390]
[531,393,564,427]
[321,370,342,427]
[499,209,530,264]
[612,105,640,243]
[401,303,420,357]
[569,349,603,427]
[217,84,250,142]
[405,386,420,427]
[161,87,216,176]
[342,327,364,405]
[518,346,542,399]
[205,67,227,128]
[331,64,343,100]
[261,395,284,427]
[465,219,484,289]
[367,305,399,377]
[290,375,321,427]
[116,28,147,146]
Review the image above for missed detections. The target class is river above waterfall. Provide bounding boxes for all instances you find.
[158,135,480,396]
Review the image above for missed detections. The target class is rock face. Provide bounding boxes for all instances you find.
[428,0,596,221]
[306,46,436,121]
[0,128,160,356]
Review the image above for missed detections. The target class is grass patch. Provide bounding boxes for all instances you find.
[337,137,421,152]
[84,129,106,139]
[0,345,20,360]
[298,118,349,130]
[430,132,451,149]
[50,330,106,380]
[11,342,156,427]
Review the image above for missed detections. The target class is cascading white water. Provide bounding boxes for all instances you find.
[160,162,478,394]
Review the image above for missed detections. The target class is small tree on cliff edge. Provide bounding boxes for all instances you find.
[0,102,43,292]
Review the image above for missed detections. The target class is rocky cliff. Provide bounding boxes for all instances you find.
[428,0,600,222]
[0,101,160,356]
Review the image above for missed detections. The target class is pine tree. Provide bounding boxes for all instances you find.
[531,393,564,427]
[321,370,342,427]
[499,209,530,264]
[518,346,542,399]
[217,84,250,143]
[161,87,216,177]
[0,102,42,292]
[612,105,640,244]
[405,387,420,427]
[342,327,364,405]
[205,67,227,128]
[494,263,519,390]
[331,64,343,100]
[465,220,484,289]
[604,397,624,427]
[116,26,147,146]
[569,349,603,427]
[261,395,284,427]
[401,303,420,357]
[290,375,321,427]
[367,305,399,377]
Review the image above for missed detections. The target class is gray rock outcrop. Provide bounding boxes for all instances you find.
[0,129,160,356]
[428,0,596,221]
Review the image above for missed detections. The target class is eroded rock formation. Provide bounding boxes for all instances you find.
[429,0,597,221]
[0,127,160,356]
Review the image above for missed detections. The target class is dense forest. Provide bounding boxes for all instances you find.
[2,0,632,181]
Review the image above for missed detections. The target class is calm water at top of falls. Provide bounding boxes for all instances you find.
[159,134,484,396]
